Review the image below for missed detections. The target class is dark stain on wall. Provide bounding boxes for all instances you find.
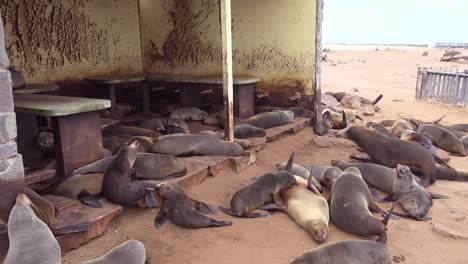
[1,0,109,75]
[145,0,313,75]
[147,0,220,69]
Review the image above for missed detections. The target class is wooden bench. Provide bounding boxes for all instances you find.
[84,74,148,113]
[14,94,111,178]
[145,74,260,119]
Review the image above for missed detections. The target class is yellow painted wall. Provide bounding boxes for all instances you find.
[139,0,316,106]
[1,0,142,83]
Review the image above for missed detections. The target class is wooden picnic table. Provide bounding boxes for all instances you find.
[84,74,149,113]
[145,74,260,119]
[14,94,110,177]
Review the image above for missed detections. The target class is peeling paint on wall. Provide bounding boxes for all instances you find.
[1,0,142,83]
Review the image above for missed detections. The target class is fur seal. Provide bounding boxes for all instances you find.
[198,130,254,149]
[126,118,190,134]
[400,130,449,164]
[169,107,209,121]
[5,194,61,264]
[290,240,392,264]
[55,173,104,200]
[241,110,294,129]
[151,134,244,157]
[448,124,468,133]
[332,161,440,220]
[220,153,297,218]
[389,119,413,137]
[155,182,232,229]
[412,164,468,182]
[330,167,395,243]
[102,140,155,206]
[276,163,323,192]
[343,126,436,187]
[301,164,343,190]
[326,92,384,105]
[286,107,315,119]
[233,124,266,139]
[366,121,391,137]
[71,154,186,181]
[418,124,466,156]
[280,176,329,242]
[80,240,148,264]
[102,124,161,138]
[103,136,153,154]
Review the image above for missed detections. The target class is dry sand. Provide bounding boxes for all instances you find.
[64,46,468,264]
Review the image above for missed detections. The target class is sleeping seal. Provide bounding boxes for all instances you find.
[418,124,466,156]
[169,107,209,121]
[290,240,391,264]
[241,110,294,129]
[155,183,232,229]
[5,194,61,264]
[80,240,147,264]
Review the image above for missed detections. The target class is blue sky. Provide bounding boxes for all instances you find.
[323,0,467,46]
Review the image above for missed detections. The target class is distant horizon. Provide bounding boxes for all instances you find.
[323,0,467,46]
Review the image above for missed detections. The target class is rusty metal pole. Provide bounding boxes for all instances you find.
[313,0,324,121]
[219,0,234,141]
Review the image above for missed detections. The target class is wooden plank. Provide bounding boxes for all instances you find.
[220,0,234,141]
[314,0,324,119]
[463,78,468,107]
[419,71,428,100]
[442,75,449,103]
[24,169,56,185]
[434,74,441,100]
[453,75,461,105]
[415,67,422,99]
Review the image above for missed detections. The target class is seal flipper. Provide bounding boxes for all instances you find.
[382,202,398,228]
[78,191,104,208]
[175,150,195,157]
[340,110,347,129]
[154,210,168,229]
[193,200,218,215]
[382,195,396,203]
[219,207,268,218]
[349,153,372,162]
[52,222,90,236]
[372,94,384,105]
[369,187,385,203]
[429,192,449,199]
[369,201,399,220]
[285,152,295,172]
[209,219,232,227]
[144,189,157,208]
[156,169,188,181]
[433,115,446,124]
[391,211,432,221]
[258,203,287,212]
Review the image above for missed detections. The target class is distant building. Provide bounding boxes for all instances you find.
[435,42,468,48]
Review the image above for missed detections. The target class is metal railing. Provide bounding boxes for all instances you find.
[416,67,468,106]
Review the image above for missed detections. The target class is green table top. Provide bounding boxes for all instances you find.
[13,83,60,94]
[145,74,261,85]
[84,74,145,84]
[14,94,111,117]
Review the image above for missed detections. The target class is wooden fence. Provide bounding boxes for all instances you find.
[416,67,468,106]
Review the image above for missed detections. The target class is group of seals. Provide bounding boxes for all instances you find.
[326,92,384,105]
[341,126,436,187]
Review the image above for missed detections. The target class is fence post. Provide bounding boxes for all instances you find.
[415,67,422,99]
[453,75,461,106]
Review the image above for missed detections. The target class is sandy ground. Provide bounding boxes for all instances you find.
[64,46,468,264]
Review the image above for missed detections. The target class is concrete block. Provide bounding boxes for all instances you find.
[0,112,17,144]
[0,141,18,160]
[0,16,9,69]
[0,70,13,113]
[0,154,24,181]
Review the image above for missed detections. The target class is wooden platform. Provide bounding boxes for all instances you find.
[266,117,311,142]
[44,195,123,252]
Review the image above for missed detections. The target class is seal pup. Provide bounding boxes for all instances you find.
[389,119,413,137]
[102,140,155,207]
[332,161,441,220]
[290,240,392,264]
[301,164,343,190]
[169,107,209,121]
[233,124,266,139]
[155,182,232,229]
[220,153,297,218]
[330,167,395,243]
[343,126,436,187]
[80,240,148,264]
[280,176,329,242]
[418,124,466,156]
[151,134,244,157]
[5,194,61,264]
[241,110,294,129]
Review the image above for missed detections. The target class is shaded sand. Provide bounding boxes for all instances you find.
[64,47,468,264]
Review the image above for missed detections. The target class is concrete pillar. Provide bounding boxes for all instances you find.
[0,14,24,223]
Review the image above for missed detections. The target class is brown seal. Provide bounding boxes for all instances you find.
[241,110,294,129]
[80,240,148,264]
[366,121,391,136]
[290,240,392,264]
[169,107,209,121]
[276,163,323,192]
[400,130,450,164]
[329,167,395,243]
[154,182,232,229]
[326,92,384,105]
[4,194,61,264]
[313,109,347,136]
[103,136,153,154]
[126,118,190,134]
[103,140,155,207]
[102,124,161,138]
[220,153,297,218]
[412,164,468,182]
[389,119,413,137]
[343,126,436,187]
[332,161,445,220]
[280,176,329,242]
[302,164,343,190]
[418,124,466,156]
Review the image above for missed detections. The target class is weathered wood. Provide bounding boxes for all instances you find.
[24,170,56,185]
[415,67,422,99]
[314,0,324,119]
[419,71,428,100]
[434,74,441,100]
[453,75,461,105]
[234,84,255,119]
[220,0,234,141]
[463,78,468,107]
